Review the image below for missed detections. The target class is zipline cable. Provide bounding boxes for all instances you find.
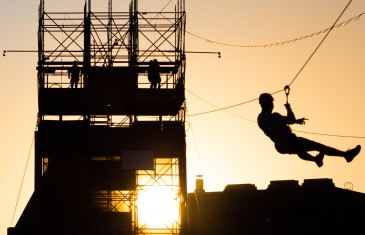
[187,89,283,117]
[187,11,364,48]
[186,115,206,174]
[188,0,354,117]
[186,88,256,122]
[187,88,365,139]
[11,134,35,226]
[288,0,353,87]
[293,130,365,139]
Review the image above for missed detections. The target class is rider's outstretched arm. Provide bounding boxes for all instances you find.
[285,103,307,125]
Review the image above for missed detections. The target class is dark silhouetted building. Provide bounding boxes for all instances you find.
[188,178,365,235]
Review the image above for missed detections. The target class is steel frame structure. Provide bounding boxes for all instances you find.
[38,0,185,90]
[8,1,187,235]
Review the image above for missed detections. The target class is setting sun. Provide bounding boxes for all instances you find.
[137,186,180,229]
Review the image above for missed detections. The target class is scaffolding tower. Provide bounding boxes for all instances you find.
[8,0,187,234]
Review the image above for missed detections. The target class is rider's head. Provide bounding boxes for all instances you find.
[259,93,273,104]
[259,93,274,111]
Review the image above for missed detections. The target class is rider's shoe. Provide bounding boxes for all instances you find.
[345,145,361,163]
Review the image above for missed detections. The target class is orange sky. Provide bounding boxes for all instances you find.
[1,1,365,234]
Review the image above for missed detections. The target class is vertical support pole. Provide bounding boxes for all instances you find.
[84,1,91,88]
[179,151,187,235]
[37,0,45,90]
[132,0,138,63]
[108,0,113,66]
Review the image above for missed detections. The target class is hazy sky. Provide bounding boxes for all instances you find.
[1,0,365,234]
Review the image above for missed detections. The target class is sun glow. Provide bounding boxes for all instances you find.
[137,186,180,229]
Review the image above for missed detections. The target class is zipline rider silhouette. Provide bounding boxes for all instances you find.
[257,89,361,167]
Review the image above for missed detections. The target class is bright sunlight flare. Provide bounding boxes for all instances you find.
[137,186,180,228]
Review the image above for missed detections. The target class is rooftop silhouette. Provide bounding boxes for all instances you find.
[188,178,365,235]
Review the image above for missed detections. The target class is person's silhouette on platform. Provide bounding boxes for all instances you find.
[68,61,81,88]
[257,93,361,167]
[147,59,161,89]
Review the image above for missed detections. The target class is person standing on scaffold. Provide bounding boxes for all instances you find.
[68,60,81,88]
[257,90,361,167]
